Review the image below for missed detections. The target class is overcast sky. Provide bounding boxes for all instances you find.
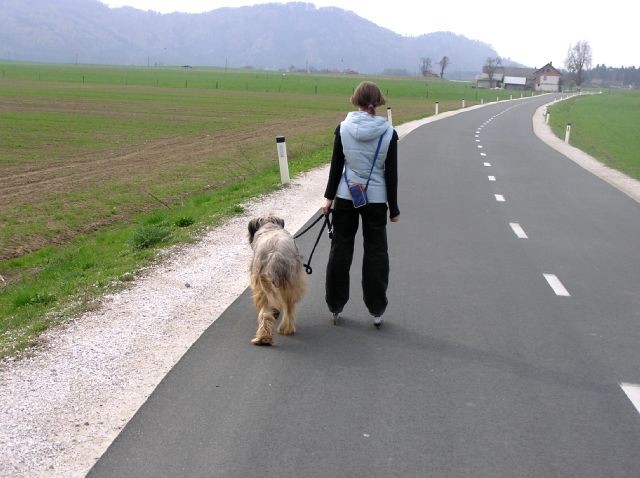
[101,0,638,69]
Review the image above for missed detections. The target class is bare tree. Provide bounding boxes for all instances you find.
[420,57,432,77]
[484,56,502,88]
[565,40,592,86]
[437,56,450,79]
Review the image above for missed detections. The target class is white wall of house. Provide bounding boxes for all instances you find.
[536,75,560,92]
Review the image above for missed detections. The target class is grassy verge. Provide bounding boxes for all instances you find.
[0,144,330,357]
[548,90,640,180]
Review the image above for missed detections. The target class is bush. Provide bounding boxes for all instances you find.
[132,225,172,250]
[175,216,195,228]
[12,291,57,308]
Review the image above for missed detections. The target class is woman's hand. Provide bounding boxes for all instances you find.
[390,214,400,223]
[322,198,333,216]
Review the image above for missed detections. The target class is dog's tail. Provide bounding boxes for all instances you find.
[258,273,275,293]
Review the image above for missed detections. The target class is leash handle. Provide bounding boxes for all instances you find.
[324,211,334,239]
[297,210,333,274]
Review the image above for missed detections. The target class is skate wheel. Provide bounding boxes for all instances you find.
[332,313,339,325]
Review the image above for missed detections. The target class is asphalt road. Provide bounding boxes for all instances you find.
[88,96,640,477]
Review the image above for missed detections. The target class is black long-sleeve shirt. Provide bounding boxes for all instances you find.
[324,125,400,218]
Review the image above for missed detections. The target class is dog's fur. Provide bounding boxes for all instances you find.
[247,216,306,346]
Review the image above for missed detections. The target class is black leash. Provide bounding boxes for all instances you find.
[294,210,333,274]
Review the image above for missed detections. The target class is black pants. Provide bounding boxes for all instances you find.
[326,198,389,316]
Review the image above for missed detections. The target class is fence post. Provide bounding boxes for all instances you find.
[564,123,572,144]
[386,107,393,126]
[276,136,290,185]
[435,101,439,115]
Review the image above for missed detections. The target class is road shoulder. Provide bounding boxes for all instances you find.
[532,100,640,203]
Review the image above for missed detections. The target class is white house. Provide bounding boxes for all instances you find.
[533,62,561,92]
[475,63,562,91]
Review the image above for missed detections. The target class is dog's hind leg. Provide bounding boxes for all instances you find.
[252,308,276,346]
[277,297,297,336]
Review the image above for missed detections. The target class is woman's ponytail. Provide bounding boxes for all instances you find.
[351,81,386,115]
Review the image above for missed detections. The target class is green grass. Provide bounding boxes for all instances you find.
[0,146,330,357]
[0,61,525,100]
[548,89,640,180]
[0,61,546,357]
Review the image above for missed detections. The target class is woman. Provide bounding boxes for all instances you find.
[322,81,400,328]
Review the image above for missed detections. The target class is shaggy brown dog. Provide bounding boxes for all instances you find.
[247,216,306,346]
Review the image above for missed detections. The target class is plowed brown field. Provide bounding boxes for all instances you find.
[0,83,343,260]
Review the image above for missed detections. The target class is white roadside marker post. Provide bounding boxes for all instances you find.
[435,101,439,115]
[565,123,572,144]
[276,136,290,185]
[387,107,393,126]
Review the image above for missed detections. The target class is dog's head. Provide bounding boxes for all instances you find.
[248,215,285,244]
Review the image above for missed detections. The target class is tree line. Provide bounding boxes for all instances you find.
[565,41,638,88]
[585,65,640,88]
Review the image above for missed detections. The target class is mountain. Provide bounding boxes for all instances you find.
[0,0,504,78]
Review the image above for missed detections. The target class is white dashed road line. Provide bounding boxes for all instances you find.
[509,222,528,239]
[620,383,640,415]
[543,273,571,297]
[474,110,575,304]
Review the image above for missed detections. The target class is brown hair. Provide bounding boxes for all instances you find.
[351,81,386,115]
